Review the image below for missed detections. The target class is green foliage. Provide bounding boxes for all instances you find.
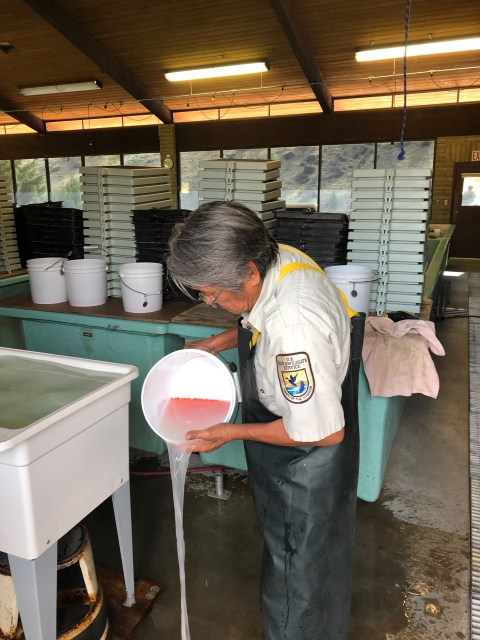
[15,160,46,204]
[325,191,339,211]
[64,175,80,193]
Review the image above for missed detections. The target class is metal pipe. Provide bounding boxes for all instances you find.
[215,470,224,497]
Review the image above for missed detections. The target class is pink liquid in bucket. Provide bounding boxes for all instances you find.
[159,397,231,447]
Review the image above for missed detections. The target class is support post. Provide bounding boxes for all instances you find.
[8,542,58,640]
[112,480,136,607]
[158,124,179,208]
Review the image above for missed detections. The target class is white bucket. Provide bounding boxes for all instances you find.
[324,265,375,316]
[142,349,237,447]
[27,257,69,304]
[64,259,108,307]
[119,262,163,314]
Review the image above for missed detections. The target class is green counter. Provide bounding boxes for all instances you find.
[0,274,30,349]
[424,225,455,320]
[0,285,438,502]
[0,229,454,500]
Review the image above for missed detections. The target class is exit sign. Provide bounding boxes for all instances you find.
[473,150,480,161]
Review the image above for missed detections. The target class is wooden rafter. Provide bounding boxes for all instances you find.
[0,94,46,133]
[268,0,333,114]
[20,0,173,124]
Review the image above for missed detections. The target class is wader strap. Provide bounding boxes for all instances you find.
[248,246,358,350]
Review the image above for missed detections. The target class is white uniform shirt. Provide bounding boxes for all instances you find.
[241,247,351,442]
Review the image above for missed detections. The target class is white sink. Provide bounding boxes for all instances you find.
[0,347,138,560]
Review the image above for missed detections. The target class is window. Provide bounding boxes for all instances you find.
[376,141,435,170]
[461,175,480,206]
[84,155,121,166]
[123,153,161,167]
[179,150,220,210]
[14,159,48,206]
[271,146,319,207]
[320,144,375,212]
[49,157,82,208]
[222,149,269,159]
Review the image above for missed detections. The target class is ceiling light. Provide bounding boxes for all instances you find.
[165,62,269,82]
[18,80,103,96]
[356,36,480,61]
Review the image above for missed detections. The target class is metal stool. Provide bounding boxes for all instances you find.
[0,525,108,640]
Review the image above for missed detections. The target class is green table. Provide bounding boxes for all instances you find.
[0,293,415,501]
[0,230,454,501]
[0,273,30,349]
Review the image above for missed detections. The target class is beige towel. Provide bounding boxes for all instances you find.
[362,317,445,398]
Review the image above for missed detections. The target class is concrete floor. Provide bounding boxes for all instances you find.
[83,266,472,640]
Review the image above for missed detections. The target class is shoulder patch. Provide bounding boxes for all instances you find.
[276,352,315,404]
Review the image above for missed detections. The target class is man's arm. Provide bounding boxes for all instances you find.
[186,419,344,453]
[184,327,238,354]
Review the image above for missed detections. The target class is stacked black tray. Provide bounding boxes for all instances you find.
[275,210,349,268]
[15,204,84,264]
[132,209,192,301]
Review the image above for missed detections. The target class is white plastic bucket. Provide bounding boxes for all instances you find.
[142,349,237,447]
[324,265,375,316]
[27,257,69,304]
[64,259,108,307]
[119,262,163,314]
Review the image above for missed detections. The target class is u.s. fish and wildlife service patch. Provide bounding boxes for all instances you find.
[276,352,315,404]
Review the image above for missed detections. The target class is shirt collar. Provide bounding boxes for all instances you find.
[241,252,281,331]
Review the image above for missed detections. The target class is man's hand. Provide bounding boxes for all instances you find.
[185,423,232,452]
[183,337,218,354]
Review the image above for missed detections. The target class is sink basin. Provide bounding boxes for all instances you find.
[0,347,138,559]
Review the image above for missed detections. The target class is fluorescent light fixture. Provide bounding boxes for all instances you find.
[356,36,480,61]
[165,62,269,82]
[444,271,465,277]
[18,80,103,96]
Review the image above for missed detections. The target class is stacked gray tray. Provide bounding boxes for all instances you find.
[348,168,432,315]
[0,174,21,274]
[197,158,285,222]
[80,166,172,297]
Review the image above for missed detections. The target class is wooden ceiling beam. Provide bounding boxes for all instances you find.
[268,0,333,114]
[0,95,46,133]
[20,0,173,124]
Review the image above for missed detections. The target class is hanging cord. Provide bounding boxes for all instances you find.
[397,0,412,161]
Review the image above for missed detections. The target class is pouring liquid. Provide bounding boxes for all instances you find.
[162,398,231,640]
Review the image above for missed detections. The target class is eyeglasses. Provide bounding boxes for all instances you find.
[196,289,223,307]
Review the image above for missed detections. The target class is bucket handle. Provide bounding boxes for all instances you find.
[44,251,73,275]
[84,246,111,271]
[347,275,380,298]
[118,272,163,308]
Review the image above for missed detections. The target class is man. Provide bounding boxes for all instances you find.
[166,201,362,639]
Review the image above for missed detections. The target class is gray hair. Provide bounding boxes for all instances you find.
[166,201,278,296]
